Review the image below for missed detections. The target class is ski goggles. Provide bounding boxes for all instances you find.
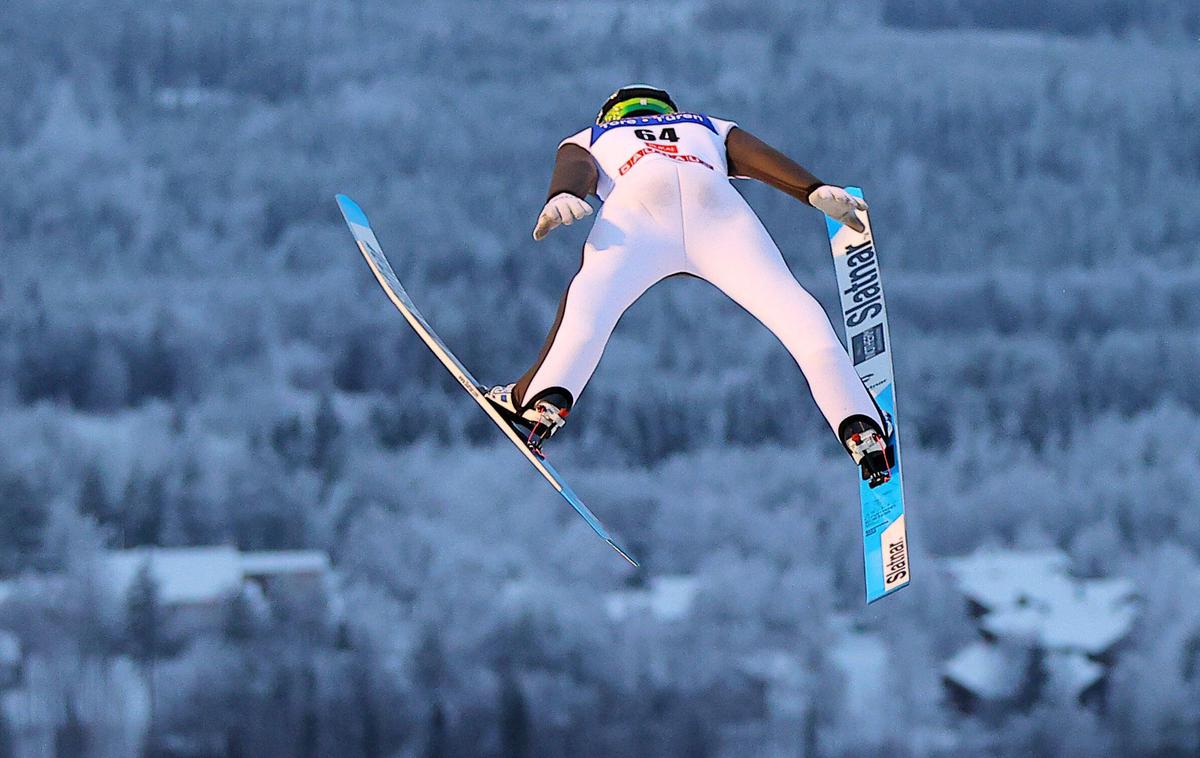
[599,97,676,123]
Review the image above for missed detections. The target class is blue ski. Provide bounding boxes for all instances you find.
[824,187,910,603]
[335,194,638,566]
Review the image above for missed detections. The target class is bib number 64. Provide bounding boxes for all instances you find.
[634,127,679,142]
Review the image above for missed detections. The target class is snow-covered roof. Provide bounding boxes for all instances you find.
[982,581,1137,655]
[944,549,1137,655]
[102,546,333,607]
[240,551,330,576]
[944,642,1022,700]
[605,575,699,622]
[943,549,1070,611]
[1044,651,1104,700]
[944,642,1105,703]
[103,546,243,606]
[739,649,806,688]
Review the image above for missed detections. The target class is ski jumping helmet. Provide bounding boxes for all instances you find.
[596,84,678,125]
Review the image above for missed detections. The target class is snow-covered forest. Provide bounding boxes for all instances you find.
[1,0,1198,755]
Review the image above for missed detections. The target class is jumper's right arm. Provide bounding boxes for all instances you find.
[533,144,598,241]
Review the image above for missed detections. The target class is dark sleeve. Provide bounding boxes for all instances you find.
[545,144,599,202]
[725,126,825,206]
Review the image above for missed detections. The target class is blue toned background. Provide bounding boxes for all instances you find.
[1,1,1198,756]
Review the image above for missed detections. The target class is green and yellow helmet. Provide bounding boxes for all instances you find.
[596,84,678,125]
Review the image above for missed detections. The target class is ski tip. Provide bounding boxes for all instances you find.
[608,539,640,568]
[335,194,370,228]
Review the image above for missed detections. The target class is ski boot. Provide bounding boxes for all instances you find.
[484,384,572,457]
[840,415,893,489]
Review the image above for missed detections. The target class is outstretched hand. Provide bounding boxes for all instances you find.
[533,193,593,241]
[808,185,868,233]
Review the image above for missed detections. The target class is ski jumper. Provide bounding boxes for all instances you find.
[514,112,885,439]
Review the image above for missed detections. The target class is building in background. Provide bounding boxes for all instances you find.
[941,549,1138,716]
[604,574,700,623]
[104,546,331,627]
[0,547,335,757]
[100,545,333,635]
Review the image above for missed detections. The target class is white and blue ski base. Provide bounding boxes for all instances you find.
[825,187,910,603]
[335,194,637,567]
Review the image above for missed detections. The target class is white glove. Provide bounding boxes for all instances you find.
[532,193,593,241]
[808,185,868,233]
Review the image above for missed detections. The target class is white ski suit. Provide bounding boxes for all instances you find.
[516,112,883,438]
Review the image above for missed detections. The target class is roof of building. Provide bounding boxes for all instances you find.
[103,546,243,606]
[943,549,1071,611]
[944,640,1107,703]
[944,641,1023,700]
[240,551,330,576]
[101,546,333,607]
[944,549,1137,655]
[982,580,1137,655]
[1044,650,1105,699]
[604,575,699,622]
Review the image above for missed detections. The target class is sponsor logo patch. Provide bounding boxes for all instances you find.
[851,323,886,365]
[591,112,717,144]
[841,241,883,328]
[881,515,909,589]
[618,148,714,176]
